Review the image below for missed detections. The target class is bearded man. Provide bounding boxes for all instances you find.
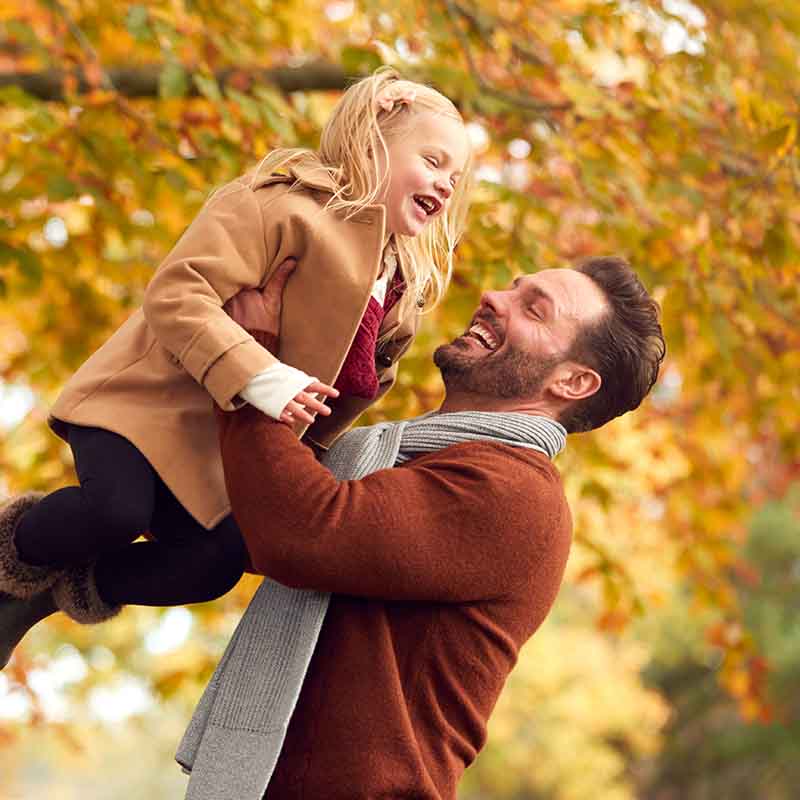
[178,255,666,800]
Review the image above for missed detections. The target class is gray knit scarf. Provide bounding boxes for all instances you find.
[176,411,566,800]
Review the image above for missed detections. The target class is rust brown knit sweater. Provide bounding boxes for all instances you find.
[218,407,573,799]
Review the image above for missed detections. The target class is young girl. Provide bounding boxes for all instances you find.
[0,68,472,665]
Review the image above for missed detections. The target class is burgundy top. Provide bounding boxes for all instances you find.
[333,272,404,399]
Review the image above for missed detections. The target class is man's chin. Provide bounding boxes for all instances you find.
[433,340,481,378]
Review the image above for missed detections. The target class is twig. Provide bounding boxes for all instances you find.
[442,0,570,114]
[48,0,115,91]
[450,0,551,67]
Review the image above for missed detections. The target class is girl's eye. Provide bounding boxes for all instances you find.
[424,155,438,167]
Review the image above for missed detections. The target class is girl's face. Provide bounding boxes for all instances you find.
[376,111,470,239]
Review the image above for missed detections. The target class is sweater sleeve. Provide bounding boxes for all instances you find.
[219,406,569,603]
[142,182,296,409]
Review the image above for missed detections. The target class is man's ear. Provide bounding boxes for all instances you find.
[548,362,601,402]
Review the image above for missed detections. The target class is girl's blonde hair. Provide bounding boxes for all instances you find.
[251,67,473,318]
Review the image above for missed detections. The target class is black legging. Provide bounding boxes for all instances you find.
[14,425,248,608]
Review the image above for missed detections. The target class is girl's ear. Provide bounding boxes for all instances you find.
[548,362,601,402]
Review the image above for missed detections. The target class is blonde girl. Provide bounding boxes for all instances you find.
[0,68,473,665]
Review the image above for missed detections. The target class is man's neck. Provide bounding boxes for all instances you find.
[438,392,560,418]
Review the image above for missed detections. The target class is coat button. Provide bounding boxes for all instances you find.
[376,353,393,368]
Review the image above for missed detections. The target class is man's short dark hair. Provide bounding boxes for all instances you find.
[559,256,666,433]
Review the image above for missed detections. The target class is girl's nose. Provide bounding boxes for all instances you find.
[434,177,453,200]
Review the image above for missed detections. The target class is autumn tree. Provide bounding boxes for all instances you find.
[1,1,798,796]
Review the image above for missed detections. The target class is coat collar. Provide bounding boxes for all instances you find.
[250,159,339,194]
[251,159,388,229]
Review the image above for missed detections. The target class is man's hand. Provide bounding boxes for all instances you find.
[224,258,339,425]
[223,258,297,355]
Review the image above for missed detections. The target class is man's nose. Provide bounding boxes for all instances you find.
[479,289,507,315]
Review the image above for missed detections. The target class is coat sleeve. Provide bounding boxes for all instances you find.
[219,406,569,604]
[142,182,300,409]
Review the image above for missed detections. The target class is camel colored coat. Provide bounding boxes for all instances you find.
[49,165,417,529]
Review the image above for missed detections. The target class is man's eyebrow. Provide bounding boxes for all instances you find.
[511,277,555,310]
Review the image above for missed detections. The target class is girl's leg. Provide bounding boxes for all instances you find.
[14,425,157,566]
[1,426,158,665]
[93,476,248,608]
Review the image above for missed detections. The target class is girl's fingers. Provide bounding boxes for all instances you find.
[305,380,339,398]
[280,380,337,425]
[295,392,332,416]
[284,400,316,425]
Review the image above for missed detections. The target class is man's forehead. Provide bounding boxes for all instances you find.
[513,268,608,322]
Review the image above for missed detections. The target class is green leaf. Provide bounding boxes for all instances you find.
[256,97,295,142]
[0,86,39,109]
[159,62,189,99]
[340,46,383,77]
[225,88,263,125]
[5,21,38,48]
[125,5,152,42]
[194,73,222,104]
[47,175,77,201]
[763,224,789,265]
[0,243,43,288]
[163,169,189,193]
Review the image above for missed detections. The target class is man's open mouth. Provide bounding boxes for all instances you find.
[413,195,442,216]
[465,321,500,351]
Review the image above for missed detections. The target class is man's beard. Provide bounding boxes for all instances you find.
[433,336,561,400]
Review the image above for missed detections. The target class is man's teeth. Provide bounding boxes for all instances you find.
[468,322,499,350]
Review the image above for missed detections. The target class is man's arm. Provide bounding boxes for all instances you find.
[218,405,568,604]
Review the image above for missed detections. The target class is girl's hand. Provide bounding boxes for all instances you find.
[280,381,340,425]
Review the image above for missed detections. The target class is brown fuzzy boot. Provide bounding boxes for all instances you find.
[0,590,57,669]
[52,563,122,624]
[0,492,62,599]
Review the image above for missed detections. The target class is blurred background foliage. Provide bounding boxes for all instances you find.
[0,0,798,797]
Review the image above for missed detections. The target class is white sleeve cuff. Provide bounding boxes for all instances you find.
[240,363,317,420]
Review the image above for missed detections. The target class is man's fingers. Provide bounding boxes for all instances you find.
[224,289,264,330]
[274,257,298,283]
[262,258,298,315]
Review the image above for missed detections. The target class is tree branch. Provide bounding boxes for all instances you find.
[0,61,349,102]
[449,0,552,67]
[441,0,571,115]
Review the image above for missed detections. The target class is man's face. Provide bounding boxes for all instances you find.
[433,269,608,400]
